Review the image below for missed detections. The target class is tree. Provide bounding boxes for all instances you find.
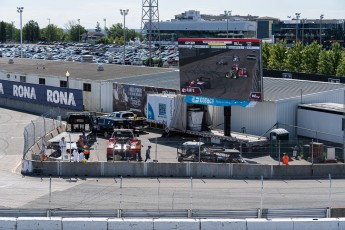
[96,36,114,44]
[301,41,322,74]
[285,42,303,72]
[328,42,343,75]
[108,23,142,44]
[40,24,64,42]
[64,20,86,42]
[6,22,17,42]
[0,21,6,43]
[336,51,345,76]
[262,41,270,68]
[95,21,101,32]
[317,49,331,75]
[267,41,287,70]
[23,20,40,42]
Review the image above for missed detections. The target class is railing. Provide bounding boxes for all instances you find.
[0,208,329,219]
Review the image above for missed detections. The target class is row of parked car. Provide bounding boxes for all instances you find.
[0,42,179,66]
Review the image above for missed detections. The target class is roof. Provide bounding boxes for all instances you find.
[1,58,344,102]
[270,128,289,135]
[298,103,345,113]
[263,78,345,102]
[0,58,174,81]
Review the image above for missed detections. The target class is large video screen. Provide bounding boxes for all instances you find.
[178,38,262,101]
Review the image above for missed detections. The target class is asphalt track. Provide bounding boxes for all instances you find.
[1,107,345,210]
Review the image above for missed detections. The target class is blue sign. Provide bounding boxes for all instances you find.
[0,79,84,110]
[185,95,256,107]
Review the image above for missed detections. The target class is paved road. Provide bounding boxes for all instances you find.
[0,107,340,211]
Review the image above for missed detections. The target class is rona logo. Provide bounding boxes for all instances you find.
[47,90,76,106]
[0,83,3,95]
[13,85,37,100]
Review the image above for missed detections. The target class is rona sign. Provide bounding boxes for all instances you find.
[0,79,83,110]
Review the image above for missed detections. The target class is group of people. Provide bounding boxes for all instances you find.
[58,133,90,162]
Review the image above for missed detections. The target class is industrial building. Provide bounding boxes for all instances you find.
[1,57,344,141]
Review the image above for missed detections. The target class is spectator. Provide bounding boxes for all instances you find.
[145,146,151,162]
[77,135,85,153]
[59,137,67,156]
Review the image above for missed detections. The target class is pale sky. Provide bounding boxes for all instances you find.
[1,0,344,30]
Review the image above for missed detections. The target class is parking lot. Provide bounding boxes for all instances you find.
[0,42,179,66]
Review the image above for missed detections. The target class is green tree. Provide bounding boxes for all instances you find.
[96,36,113,44]
[262,41,270,68]
[6,22,16,42]
[95,21,101,32]
[267,41,287,70]
[23,20,40,42]
[336,51,345,76]
[285,42,303,72]
[68,24,87,42]
[317,49,331,75]
[301,41,322,74]
[40,24,64,42]
[108,23,142,44]
[0,21,6,43]
[328,42,343,76]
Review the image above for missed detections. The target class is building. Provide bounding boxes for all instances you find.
[1,58,344,141]
[273,19,345,47]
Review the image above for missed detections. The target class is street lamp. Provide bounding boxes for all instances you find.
[295,13,301,44]
[120,9,129,65]
[66,71,70,88]
[77,19,80,42]
[224,10,232,38]
[17,7,24,58]
[47,18,50,42]
[320,14,324,45]
[11,21,15,43]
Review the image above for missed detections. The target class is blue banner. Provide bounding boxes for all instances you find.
[0,79,84,110]
[185,95,256,107]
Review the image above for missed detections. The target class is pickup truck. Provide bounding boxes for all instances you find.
[107,111,148,132]
[106,129,142,161]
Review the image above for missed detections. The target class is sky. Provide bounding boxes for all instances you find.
[1,0,345,30]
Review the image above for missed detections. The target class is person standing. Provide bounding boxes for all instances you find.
[145,146,151,162]
[77,135,84,153]
[282,153,289,165]
[59,137,67,156]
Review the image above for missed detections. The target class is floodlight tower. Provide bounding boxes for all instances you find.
[141,0,160,60]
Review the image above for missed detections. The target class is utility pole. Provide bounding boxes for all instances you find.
[295,13,301,44]
[17,7,24,58]
[77,19,80,42]
[120,9,129,65]
[320,14,324,45]
[47,18,50,42]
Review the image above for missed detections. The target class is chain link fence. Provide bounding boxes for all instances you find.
[23,109,64,159]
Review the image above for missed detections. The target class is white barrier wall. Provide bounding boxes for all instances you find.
[62,218,108,230]
[3,217,345,229]
[17,217,62,230]
[200,219,247,230]
[108,218,153,230]
[246,218,293,230]
[154,219,200,230]
[292,218,339,230]
[0,217,16,230]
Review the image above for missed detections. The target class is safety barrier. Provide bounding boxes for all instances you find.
[2,217,345,230]
[22,160,345,179]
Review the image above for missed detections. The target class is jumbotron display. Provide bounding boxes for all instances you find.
[178,38,263,101]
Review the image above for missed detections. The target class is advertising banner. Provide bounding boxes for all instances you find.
[178,38,263,102]
[0,79,84,110]
[113,83,179,116]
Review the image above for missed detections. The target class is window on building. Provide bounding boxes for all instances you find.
[20,76,26,83]
[83,83,91,92]
[60,80,68,88]
[39,78,46,85]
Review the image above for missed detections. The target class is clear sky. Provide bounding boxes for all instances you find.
[1,0,344,30]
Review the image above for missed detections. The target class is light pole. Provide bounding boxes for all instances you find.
[77,19,80,42]
[103,18,106,31]
[47,18,50,42]
[224,10,232,38]
[66,71,70,88]
[301,18,307,47]
[295,13,301,44]
[11,21,15,43]
[320,14,324,45]
[17,7,24,58]
[120,9,129,65]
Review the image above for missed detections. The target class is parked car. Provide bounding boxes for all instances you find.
[106,129,141,161]
[108,111,148,132]
[96,116,128,138]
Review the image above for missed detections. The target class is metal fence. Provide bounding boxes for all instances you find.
[23,109,63,159]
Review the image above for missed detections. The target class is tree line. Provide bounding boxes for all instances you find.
[263,41,345,77]
[0,20,142,44]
